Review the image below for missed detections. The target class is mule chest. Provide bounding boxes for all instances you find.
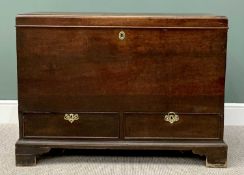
[15,13,228,167]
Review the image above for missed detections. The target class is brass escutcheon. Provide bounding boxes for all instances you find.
[64,113,79,123]
[119,31,125,40]
[164,112,179,124]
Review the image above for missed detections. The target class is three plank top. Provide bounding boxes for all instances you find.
[16,12,228,28]
[17,12,226,18]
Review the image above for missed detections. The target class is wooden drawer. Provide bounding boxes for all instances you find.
[23,112,119,139]
[124,112,221,139]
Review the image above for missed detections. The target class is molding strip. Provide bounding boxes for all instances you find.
[0,100,18,123]
[15,25,228,29]
[224,103,244,125]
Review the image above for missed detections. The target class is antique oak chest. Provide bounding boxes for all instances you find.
[15,13,228,167]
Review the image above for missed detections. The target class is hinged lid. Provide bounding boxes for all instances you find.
[16,12,228,28]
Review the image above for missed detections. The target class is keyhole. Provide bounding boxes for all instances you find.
[119,31,125,40]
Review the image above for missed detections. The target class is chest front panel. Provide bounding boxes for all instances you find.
[17,27,226,113]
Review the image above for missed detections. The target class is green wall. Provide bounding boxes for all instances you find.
[0,0,243,102]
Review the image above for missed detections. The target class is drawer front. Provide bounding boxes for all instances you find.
[23,113,119,139]
[124,113,221,139]
[17,27,226,113]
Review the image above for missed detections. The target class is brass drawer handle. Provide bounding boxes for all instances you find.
[64,113,79,123]
[119,31,125,40]
[164,112,179,124]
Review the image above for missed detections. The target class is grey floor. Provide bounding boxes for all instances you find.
[0,124,243,175]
